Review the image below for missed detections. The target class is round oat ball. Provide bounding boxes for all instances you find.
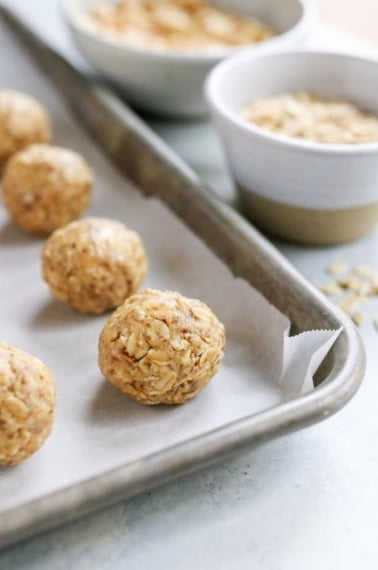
[0,90,51,175]
[42,217,148,314]
[0,342,56,466]
[2,144,93,235]
[98,289,225,405]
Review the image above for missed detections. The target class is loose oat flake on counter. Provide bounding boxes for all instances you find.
[240,92,378,144]
[83,0,275,53]
[319,261,378,328]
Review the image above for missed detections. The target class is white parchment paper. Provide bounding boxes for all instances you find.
[0,20,340,513]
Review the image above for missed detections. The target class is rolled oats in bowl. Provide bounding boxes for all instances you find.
[63,0,312,116]
[84,0,275,54]
[206,50,378,244]
[240,92,378,145]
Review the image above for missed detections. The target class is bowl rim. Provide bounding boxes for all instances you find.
[205,48,378,155]
[60,0,316,63]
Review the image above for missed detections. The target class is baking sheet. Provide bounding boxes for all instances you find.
[0,18,340,515]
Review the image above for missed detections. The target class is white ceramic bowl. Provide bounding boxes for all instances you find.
[61,0,315,117]
[206,50,378,245]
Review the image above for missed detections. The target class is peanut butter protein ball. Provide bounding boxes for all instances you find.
[42,217,148,314]
[0,90,51,174]
[2,144,93,235]
[0,342,56,466]
[99,289,225,405]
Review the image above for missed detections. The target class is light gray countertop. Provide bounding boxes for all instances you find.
[0,2,377,568]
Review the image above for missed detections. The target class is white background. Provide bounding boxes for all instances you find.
[0,1,377,568]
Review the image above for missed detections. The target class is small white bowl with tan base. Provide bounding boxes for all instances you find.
[206,50,378,245]
[61,0,316,117]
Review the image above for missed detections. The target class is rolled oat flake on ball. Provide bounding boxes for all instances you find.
[98,289,225,405]
[0,341,56,466]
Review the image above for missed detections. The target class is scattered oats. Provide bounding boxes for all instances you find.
[353,265,378,280]
[338,275,362,291]
[320,282,342,295]
[358,282,373,297]
[351,312,365,326]
[327,260,349,276]
[336,276,371,297]
[370,279,378,295]
[319,261,378,329]
[337,293,364,312]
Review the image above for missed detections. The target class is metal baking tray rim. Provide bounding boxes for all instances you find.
[1,308,364,548]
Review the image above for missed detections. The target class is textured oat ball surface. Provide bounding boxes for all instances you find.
[0,342,56,466]
[2,144,93,235]
[99,289,225,405]
[42,217,148,314]
[0,90,51,174]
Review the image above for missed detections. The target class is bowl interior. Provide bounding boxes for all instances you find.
[209,51,378,118]
[62,0,307,47]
